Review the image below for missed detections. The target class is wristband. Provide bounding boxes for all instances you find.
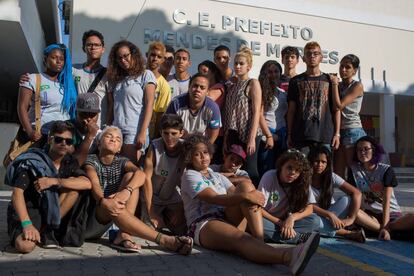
[21,220,32,228]
[334,133,341,137]
[266,134,272,139]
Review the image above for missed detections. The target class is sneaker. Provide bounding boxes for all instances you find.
[289,232,320,276]
[41,228,59,249]
[296,232,313,244]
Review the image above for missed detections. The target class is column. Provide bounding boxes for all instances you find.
[379,93,395,153]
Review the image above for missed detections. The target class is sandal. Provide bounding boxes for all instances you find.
[110,239,141,253]
[155,233,193,255]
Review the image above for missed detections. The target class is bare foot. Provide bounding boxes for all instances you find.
[159,234,193,255]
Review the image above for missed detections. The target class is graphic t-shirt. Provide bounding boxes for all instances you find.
[258,169,316,218]
[349,163,401,214]
[167,74,190,98]
[166,93,221,135]
[287,72,334,144]
[181,168,233,226]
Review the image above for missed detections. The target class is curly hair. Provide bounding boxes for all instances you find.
[107,40,145,86]
[308,146,333,210]
[276,149,312,213]
[182,133,215,169]
[259,60,282,110]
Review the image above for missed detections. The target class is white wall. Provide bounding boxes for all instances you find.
[72,0,414,95]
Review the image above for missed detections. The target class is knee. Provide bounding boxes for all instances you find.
[122,172,134,184]
[15,239,36,254]
[235,180,255,193]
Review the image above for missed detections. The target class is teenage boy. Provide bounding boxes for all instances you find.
[159,45,175,79]
[72,30,110,128]
[209,144,250,185]
[213,45,233,82]
[167,48,191,98]
[146,42,172,139]
[144,114,187,235]
[70,93,101,164]
[166,73,221,144]
[280,46,300,92]
[287,41,340,154]
[6,121,91,253]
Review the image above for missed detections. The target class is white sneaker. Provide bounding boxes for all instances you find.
[289,232,320,275]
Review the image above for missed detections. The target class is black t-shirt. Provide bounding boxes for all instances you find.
[287,72,334,144]
[10,154,86,208]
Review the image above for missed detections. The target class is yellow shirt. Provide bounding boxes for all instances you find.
[153,75,171,113]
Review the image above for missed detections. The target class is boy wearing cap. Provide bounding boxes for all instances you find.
[210,144,250,185]
[144,114,187,235]
[69,93,101,164]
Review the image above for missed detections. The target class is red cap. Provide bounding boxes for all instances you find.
[229,144,247,161]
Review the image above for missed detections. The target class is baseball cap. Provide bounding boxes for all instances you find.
[229,144,247,161]
[77,93,100,113]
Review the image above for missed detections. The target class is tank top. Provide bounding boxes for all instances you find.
[224,78,257,143]
[151,138,185,205]
[340,80,363,129]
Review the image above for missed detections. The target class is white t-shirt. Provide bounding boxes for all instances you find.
[181,168,233,226]
[310,173,345,206]
[72,64,109,128]
[258,169,316,218]
[21,73,70,134]
[167,74,190,98]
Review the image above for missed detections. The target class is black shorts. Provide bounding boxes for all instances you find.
[84,197,112,240]
[7,202,42,246]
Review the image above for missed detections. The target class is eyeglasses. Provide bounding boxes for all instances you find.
[117,53,131,61]
[52,136,74,145]
[305,51,321,57]
[86,43,102,49]
[357,147,373,153]
[287,148,306,158]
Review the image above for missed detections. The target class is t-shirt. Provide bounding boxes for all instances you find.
[72,64,109,128]
[258,169,316,218]
[154,75,172,113]
[209,164,249,178]
[21,73,70,134]
[311,172,345,206]
[167,74,190,98]
[112,70,156,136]
[181,168,233,226]
[150,138,185,205]
[287,72,334,145]
[165,93,221,135]
[348,163,401,214]
[279,74,292,92]
[84,154,129,198]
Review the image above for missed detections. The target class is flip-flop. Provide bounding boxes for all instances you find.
[175,236,193,255]
[110,239,140,253]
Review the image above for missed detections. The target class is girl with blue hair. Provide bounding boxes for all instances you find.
[18,43,77,142]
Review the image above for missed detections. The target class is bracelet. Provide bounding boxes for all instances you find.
[266,134,272,139]
[21,220,32,228]
[334,133,341,137]
[125,186,134,195]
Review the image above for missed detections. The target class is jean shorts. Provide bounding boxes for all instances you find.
[340,128,366,147]
[123,132,149,153]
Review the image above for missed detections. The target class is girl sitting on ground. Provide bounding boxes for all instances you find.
[349,136,414,241]
[259,149,320,244]
[181,134,320,275]
[308,146,365,242]
[84,126,193,253]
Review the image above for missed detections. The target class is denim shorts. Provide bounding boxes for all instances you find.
[123,132,149,153]
[340,128,366,147]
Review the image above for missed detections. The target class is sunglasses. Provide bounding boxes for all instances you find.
[52,136,74,145]
[287,148,306,158]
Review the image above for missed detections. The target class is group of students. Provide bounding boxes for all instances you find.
[6,28,414,275]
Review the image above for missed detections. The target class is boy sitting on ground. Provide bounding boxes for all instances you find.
[144,114,187,235]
